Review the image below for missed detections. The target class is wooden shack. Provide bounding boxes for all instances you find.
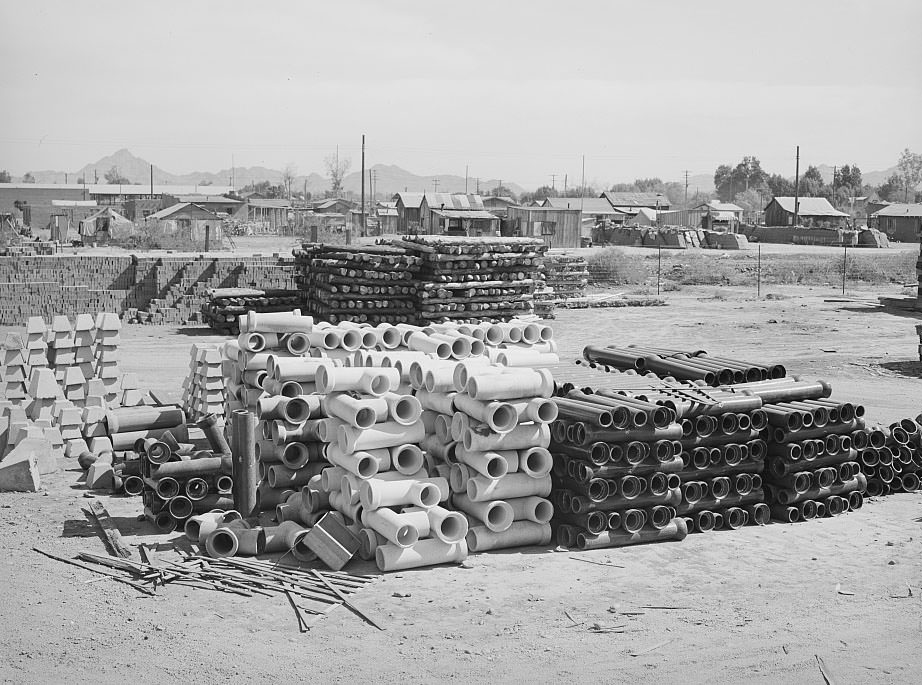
[505,206,582,248]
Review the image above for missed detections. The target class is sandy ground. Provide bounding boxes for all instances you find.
[1,282,921,684]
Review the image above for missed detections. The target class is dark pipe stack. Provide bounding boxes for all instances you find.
[201,288,303,335]
[859,416,922,496]
[138,430,234,533]
[548,374,689,551]
[582,345,786,387]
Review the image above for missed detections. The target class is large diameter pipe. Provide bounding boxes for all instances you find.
[149,455,231,479]
[452,493,515,532]
[466,368,554,401]
[736,380,832,403]
[359,476,449,510]
[463,423,550,451]
[111,424,190,451]
[466,521,552,552]
[576,517,688,550]
[196,414,231,455]
[338,420,426,453]
[106,405,186,434]
[767,473,867,506]
[772,419,865,444]
[505,496,554,523]
[375,538,467,572]
[466,473,552,502]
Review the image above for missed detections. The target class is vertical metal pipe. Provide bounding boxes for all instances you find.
[232,410,258,518]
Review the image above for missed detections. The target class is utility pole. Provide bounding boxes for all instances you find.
[360,134,365,236]
[432,178,440,192]
[832,165,837,208]
[684,170,689,207]
[150,165,153,196]
[793,145,801,227]
[550,173,557,190]
[475,178,480,194]
[564,174,567,195]
[579,155,585,213]
[465,165,469,194]
[231,153,235,190]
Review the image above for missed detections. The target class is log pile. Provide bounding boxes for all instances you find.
[201,288,303,334]
[535,253,589,316]
[294,244,422,325]
[392,236,547,323]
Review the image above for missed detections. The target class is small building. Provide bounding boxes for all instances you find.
[600,191,671,211]
[870,203,922,242]
[145,202,224,243]
[312,198,357,215]
[162,194,242,216]
[49,200,99,242]
[632,207,658,227]
[482,196,517,218]
[419,193,498,236]
[79,207,133,242]
[505,206,582,249]
[231,198,291,232]
[763,197,849,228]
[375,201,399,234]
[543,196,629,227]
[694,200,744,231]
[394,192,425,234]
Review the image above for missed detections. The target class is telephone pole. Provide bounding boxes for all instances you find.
[432,178,440,192]
[832,165,837,208]
[465,165,469,194]
[360,134,365,236]
[793,145,801,226]
[550,173,557,190]
[684,170,689,207]
[563,173,567,194]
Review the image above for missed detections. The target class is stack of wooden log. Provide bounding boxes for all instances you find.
[391,236,547,323]
[294,244,422,325]
[201,288,303,334]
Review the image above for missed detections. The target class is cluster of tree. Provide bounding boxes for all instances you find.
[518,184,595,205]
[0,170,11,183]
[608,178,688,208]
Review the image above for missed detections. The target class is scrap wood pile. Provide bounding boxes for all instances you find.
[293,243,422,325]
[206,310,559,572]
[389,235,547,323]
[0,312,160,493]
[201,288,303,335]
[35,547,378,630]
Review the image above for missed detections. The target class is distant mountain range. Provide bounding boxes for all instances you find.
[17,148,525,198]
[14,148,900,196]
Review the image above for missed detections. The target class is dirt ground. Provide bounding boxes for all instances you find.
[1,281,921,684]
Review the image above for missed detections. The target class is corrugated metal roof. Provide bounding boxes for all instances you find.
[51,200,97,207]
[425,193,486,210]
[871,203,922,218]
[248,199,291,209]
[174,194,241,204]
[771,197,849,217]
[430,209,498,220]
[394,192,425,208]
[601,191,669,207]
[146,202,219,220]
[700,200,743,212]
[543,197,627,214]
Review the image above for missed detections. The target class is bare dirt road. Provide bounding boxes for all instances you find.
[1,282,920,684]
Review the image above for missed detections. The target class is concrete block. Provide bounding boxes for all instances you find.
[0,456,40,492]
[86,462,114,489]
[28,369,60,400]
[64,438,89,457]
[3,437,57,475]
[88,437,113,453]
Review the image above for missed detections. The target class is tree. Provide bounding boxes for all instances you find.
[632,177,665,193]
[834,164,862,193]
[877,173,905,202]
[766,173,795,197]
[531,185,557,201]
[0,170,10,183]
[713,164,734,201]
[22,172,35,183]
[488,185,517,201]
[104,166,131,184]
[799,165,825,197]
[733,189,764,212]
[896,148,922,202]
[562,184,595,198]
[282,163,297,201]
[733,156,766,192]
[76,175,86,184]
[199,179,213,186]
[324,153,351,196]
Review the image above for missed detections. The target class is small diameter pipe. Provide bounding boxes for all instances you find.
[197,414,231,455]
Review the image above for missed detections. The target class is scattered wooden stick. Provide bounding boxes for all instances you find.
[311,570,385,631]
[630,640,670,657]
[34,547,155,596]
[86,500,133,559]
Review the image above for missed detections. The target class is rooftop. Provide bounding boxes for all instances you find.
[871,203,922,218]
[771,197,849,217]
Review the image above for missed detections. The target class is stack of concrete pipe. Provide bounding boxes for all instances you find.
[549,383,689,550]
[858,416,922,496]
[721,378,868,522]
[582,345,786,387]
[413,349,558,555]
[138,432,234,533]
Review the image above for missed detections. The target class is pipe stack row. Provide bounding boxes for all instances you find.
[201,288,303,335]
[137,430,234,533]
[860,416,922,496]
[393,235,547,323]
[582,345,786,387]
[181,343,226,422]
[549,373,690,550]
[295,244,423,325]
[414,356,557,555]
[725,378,868,522]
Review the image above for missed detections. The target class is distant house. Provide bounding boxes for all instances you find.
[49,199,98,242]
[163,194,242,216]
[763,197,849,228]
[695,200,744,231]
[505,206,582,248]
[394,192,425,233]
[231,198,291,232]
[870,203,922,242]
[375,201,399,234]
[600,191,671,211]
[632,207,658,227]
[419,193,499,236]
[145,202,223,242]
[312,198,356,215]
[482,196,517,218]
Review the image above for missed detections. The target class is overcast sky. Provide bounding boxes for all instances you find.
[1,0,920,188]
